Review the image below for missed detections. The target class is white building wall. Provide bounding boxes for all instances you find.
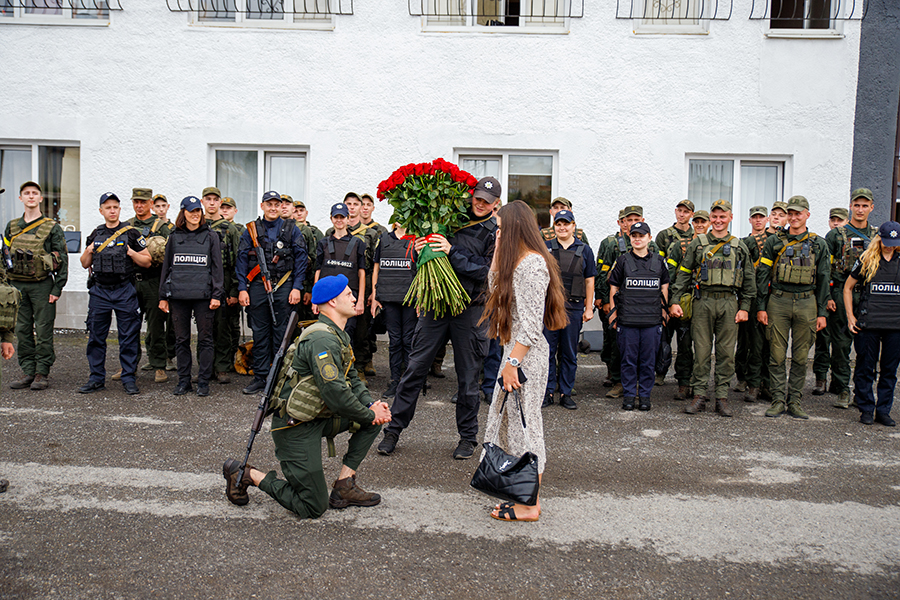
[0,1,862,326]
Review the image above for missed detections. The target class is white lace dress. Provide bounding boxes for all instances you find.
[482,253,550,474]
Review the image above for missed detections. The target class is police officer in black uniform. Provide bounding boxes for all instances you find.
[377,176,501,460]
[77,192,152,395]
[236,190,308,395]
[315,203,366,340]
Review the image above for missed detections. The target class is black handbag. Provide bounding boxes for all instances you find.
[470,384,540,506]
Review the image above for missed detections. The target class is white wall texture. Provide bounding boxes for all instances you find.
[0,0,862,326]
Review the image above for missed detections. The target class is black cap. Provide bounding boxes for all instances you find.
[473,176,501,201]
[261,190,280,202]
[99,192,120,205]
[629,222,651,236]
[878,221,900,247]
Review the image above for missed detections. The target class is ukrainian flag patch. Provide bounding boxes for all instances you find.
[317,352,328,360]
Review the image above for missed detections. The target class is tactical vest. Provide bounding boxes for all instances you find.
[0,276,21,330]
[129,216,166,239]
[320,235,362,293]
[92,226,135,279]
[6,218,58,282]
[375,233,414,303]
[165,228,214,300]
[209,218,236,271]
[833,225,872,275]
[663,226,693,259]
[857,256,900,330]
[550,239,586,301]
[270,322,354,424]
[248,218,294,281]
[129,216,167,272]
[773,231,818,285]
[617,252,665,327]
[695,234,743,288]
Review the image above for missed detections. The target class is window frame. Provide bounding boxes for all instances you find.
[421,0,571,34]
[764,0,844,38]
[0,0,111,25]
[633,0,711,35]
[189,0,334,30]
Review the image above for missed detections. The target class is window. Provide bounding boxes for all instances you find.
[191,0,337,28]
[635,0,709,33]
[421,0,574,31]
[770,0,833,30]
[0,0,113,24]
[458,150,556,227]
[0,143,81,233]
[687,156,787,237]
[211,148,307,222]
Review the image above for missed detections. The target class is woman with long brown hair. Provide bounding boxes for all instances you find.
[480,200,567,522]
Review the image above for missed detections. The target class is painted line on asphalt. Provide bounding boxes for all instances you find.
[104,416,183,426]
[0,408,64,417]
[0,462,897,574]
[0,407,183,427]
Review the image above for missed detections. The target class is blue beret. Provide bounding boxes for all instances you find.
[311,274,349,305]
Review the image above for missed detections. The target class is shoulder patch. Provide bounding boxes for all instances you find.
[137,236,147,248]
[320,362,338,381]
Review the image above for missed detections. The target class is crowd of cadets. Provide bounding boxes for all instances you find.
[1,181,895,426]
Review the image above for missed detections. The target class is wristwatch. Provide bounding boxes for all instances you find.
[505,357,521,368]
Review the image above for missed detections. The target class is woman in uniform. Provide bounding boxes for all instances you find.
[158,196,225,397]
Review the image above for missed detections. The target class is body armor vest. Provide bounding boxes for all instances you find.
[7,218,58,282]
[663,226,693,258]
[617,252,665,327]
[209,218,236,271]
[834,225,873,275]
[550,239,586,301]
[320,235,362,293]
[0,273,21,331]
[248,218,294,281]
[92,226,135,279]
[774,231,817,285]
[857,257,900,330]
[375,233,414,303]
[166,228,213,300]
[695,234,743,288]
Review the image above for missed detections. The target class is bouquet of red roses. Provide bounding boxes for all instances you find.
[377,158,479,317]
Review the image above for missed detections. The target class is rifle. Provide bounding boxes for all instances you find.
[236,310,300,487]
[246,222,279,325]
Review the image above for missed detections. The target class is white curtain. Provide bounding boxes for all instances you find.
[267,154,306,203]
[688,159,734,213]
[216,150,258,222]
[0,149,32,231]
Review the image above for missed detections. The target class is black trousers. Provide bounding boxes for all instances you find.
[247,280,293,382]
[385,304,489,442]
[383,301,417,383]
[170,298,215,386]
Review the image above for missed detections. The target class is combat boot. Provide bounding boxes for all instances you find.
[329,475,381,509]
[377,431,398,455]
[684,396,707,414]
[222,458,255,506]
[622,397,635,411]
[715,398,732,417]
[638,397,651,411]
[812,379,826,396]
[745,387,759,403]
[429,361,445,378]
[833,391,850,409]
[765,400,786,418]
[674,385,691,401]
[111,369,122,381]
[655,373,665,387]
[365,361,376,377]
[357,370,368,386]
[29,374,49,390]
[734,380,748,393]
[786,401,809,420]
[606,383,624,399]
[9,375,34,389]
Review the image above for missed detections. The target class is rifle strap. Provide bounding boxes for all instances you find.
[96,226,134,253]
[9,217,52,243]
[274,271,291,292]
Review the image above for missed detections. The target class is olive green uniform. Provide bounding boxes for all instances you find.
[208,217,241,373]
[259,315,380,519]
[4,216,68,378]
[662,228,696,388]
[128,216,172,370]
[0,266,20,388]
[596,233,661,383]
[756,229,830,409]
[822,223,876,394]
[670,233,756,399]
[541,226,590,247]
[735,231,772,391]
[295,221,319,323]
[227,221,247,366]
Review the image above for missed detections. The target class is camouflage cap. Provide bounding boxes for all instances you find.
[786,195,810,211]
[131,187,153,202]
[152,194,168,203]
[221,197,236,208]
[771,201,788,212]
[622,205,643,217]
[293,199,306,208]
[19,181,41,193]
[551,196,572,209]
[692,210,710,222]
[710,199,733,212]
[829,207,849,220]
[617,209,625,220]
[749,205,768,217]
[280,194,293,203]
[851,187,874,203]
[676,199,695,211]
[201,186,222,199]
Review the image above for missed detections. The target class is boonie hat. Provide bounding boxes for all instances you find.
[331,203,349,217]
[693,210,710,222]
[181,196,203,212]
[311,274,349,304]
[786,195,810,211]
[221,197,236,208]
[473,177,502,201]
[749,205,768,217]
[677,199,695,211]
[19,181,41,193]
[261,190,280,203]
[132,188,153,202]
[830,207,849,220]
[630,222,651,236]
[711,199,732,212]
[878,221,900,247]
[202,187,222,199]
[551,197,572,209]
[152,194,168,203]
[280,194,294,203]
[851,188,874,203]
[771,201,789,212]
[99,192,120,205]
[554,210,575,223]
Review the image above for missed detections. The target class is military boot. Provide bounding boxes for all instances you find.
[222,458,255,506]
[29,374,49,391]
[622,397,635,411]
[684,396,707,414]
[111,369,123,381]
[765,400,786,418]
[655,373,665,387]
[787,401,809,420]
[745,387,759,403]
[715,398,732,417]
[429,360,445,378]
[833,391,850,409]
[329,475,381,509]
[9,375,35,389]
[674,385,691,401]
[365,361,377,377]
[606,383,624,399]
[812,379,826,396]
[734,380,748,393]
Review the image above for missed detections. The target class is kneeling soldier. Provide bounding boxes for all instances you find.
[223,275,391,517]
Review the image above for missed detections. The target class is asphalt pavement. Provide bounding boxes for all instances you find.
[1,332,898,599]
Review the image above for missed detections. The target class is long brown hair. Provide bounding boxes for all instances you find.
[857,235,897,284]
[481,200,568,345]
[175,208,207,230]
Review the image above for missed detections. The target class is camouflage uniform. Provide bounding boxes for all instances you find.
[735,230,772,396]
[663,235,696,390]
[0,264,20,389]
[208,217,242,375]
[128,214,172,371]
